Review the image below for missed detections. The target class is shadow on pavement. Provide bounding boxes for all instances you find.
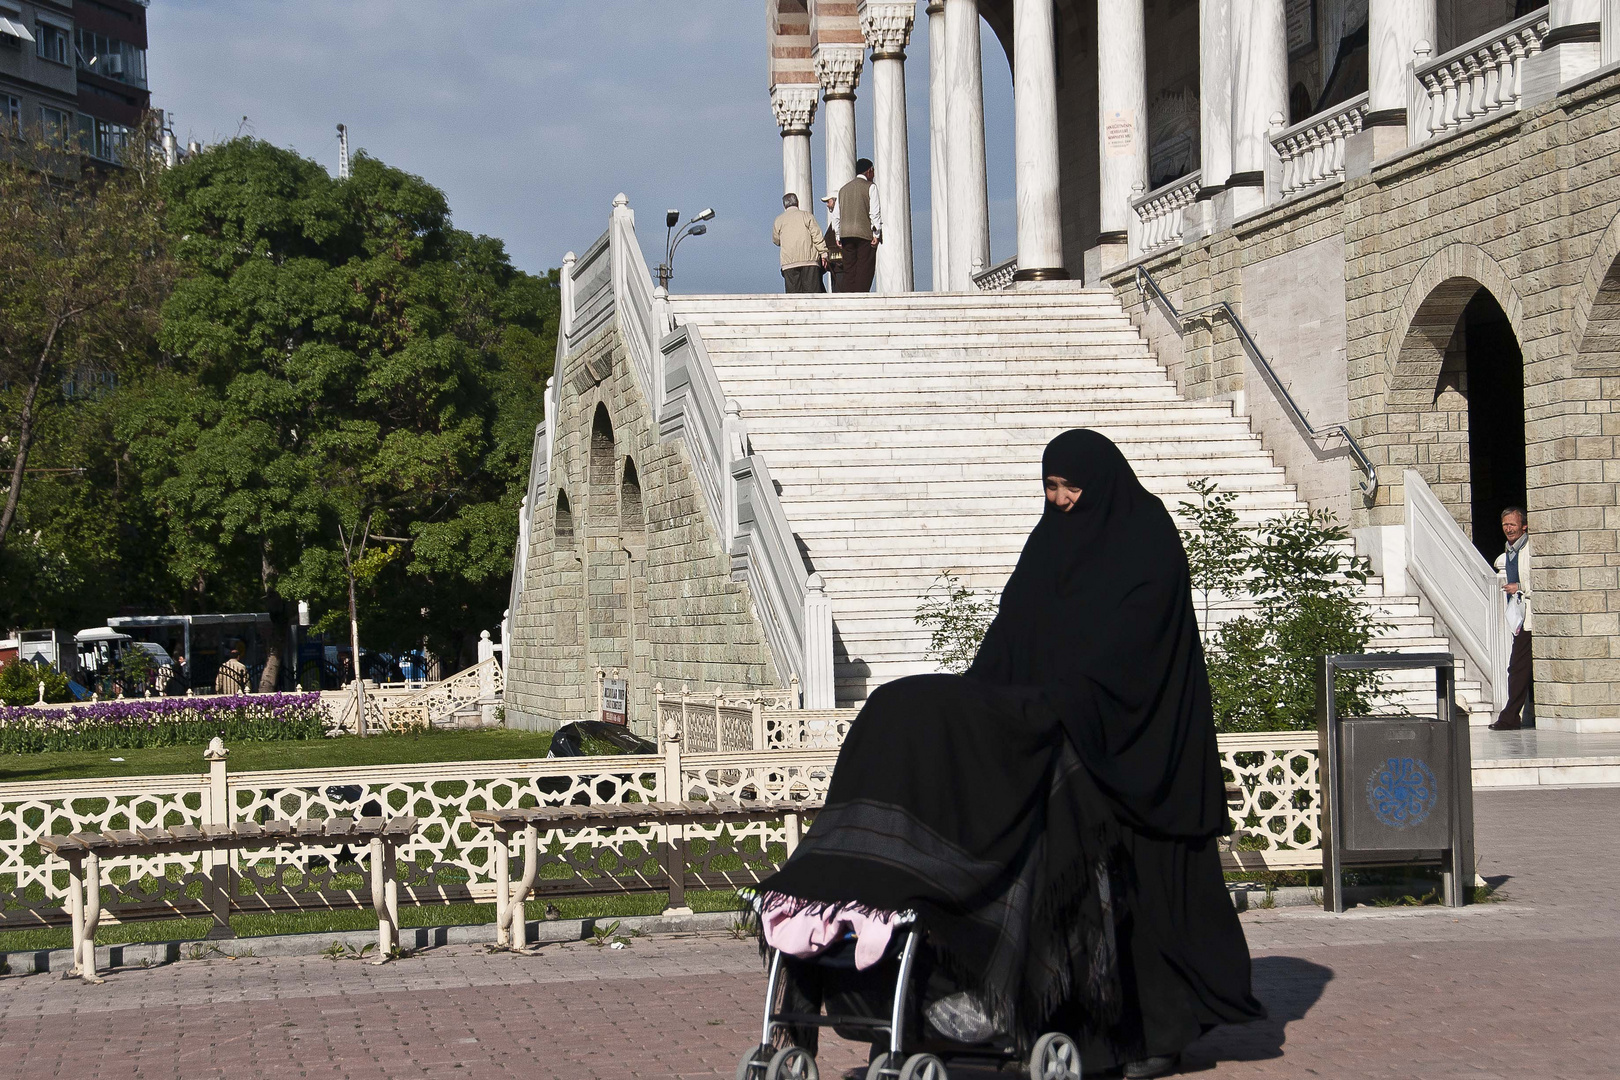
[1181,955,1334,1070]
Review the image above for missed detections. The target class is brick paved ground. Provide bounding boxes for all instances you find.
[0,788,1613,1079]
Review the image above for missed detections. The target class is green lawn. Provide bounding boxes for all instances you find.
[0,728,555,784]
[0,889,748,954]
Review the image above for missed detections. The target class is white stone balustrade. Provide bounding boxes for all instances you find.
[1412,9,1550,143]
[1129,171,1201,258]
[1271,93,1369,199]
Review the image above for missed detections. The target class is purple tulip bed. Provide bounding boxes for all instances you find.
[0,693,326,754]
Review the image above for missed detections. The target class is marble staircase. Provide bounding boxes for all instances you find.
[667,290,1492,718]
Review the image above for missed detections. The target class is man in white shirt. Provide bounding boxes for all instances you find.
[1490,506,1534,730]
[833,158,881,292]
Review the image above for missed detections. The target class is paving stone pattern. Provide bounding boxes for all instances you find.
[0,788,1613,1078]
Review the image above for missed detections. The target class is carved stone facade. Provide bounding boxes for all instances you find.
[1109,67,1620,730]
[503,322,776,735]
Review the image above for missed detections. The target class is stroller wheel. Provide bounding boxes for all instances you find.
[897,1053,949,1080]
[766,1046,820,1080]
[865,1052,904,1080]
[736,1044,773,1080]
[1028,1033,1081,1080]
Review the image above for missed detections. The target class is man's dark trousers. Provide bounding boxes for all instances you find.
[1497,630,1534,728]
[782,266,825,293]
[838,237,876,292]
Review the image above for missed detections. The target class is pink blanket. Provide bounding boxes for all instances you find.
[759,892,901,970]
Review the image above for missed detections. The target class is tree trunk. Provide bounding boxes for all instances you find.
[257,545,285,693]
[0,319,64,553]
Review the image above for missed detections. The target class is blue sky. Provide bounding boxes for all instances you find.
[148,1,1018,294]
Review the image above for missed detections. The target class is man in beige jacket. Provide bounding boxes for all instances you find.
[772,193,829,293]
[1491,506,1534,730]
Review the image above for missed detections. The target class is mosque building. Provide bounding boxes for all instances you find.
[504,0,1620,742]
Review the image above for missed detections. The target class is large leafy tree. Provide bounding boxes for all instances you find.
[121,139,554,687]
[0,135,171,554]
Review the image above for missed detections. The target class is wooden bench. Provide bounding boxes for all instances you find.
[471,798,823,948]
[39,815,418,982]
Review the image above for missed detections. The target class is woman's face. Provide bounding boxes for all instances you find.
[1044,475,1082,512]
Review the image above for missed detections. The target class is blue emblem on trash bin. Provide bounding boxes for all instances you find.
[1365,756,1437,829]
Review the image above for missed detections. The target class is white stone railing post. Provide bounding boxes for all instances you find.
[203,737,232,938]
[559,251,576,341]
[802,574,835,709]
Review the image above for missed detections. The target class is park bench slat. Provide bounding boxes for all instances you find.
[383,817,417,837]
[170,825,202,841]
[357,816,385,835]
[136,827,170,843]
[104,829,139,846]
[232,822,265,839]
[324,817,355,838]
[295,820,325,838]
[39,835,84,855]
[262,820,294,837]
[72,831,103,848]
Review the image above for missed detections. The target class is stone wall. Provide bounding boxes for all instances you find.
[1108,67,1620,727]
[503,321,778,735]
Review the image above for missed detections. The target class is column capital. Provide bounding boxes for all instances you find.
[813,43,865,98]
[770,84,819,136]
[859,1,916,58]
[925,0,945,14]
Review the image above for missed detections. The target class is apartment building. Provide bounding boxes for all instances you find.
[0,0,150,164]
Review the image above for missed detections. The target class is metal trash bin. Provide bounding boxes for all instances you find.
[1317,652,1475,913]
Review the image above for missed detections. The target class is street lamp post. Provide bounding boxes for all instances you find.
[655,207,716,289]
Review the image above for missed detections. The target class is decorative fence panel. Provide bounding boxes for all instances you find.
[1412,9,1549,144]
[0,728,1324,930]
[1271,94,1368,199]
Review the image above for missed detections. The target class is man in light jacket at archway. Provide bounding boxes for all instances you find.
[1490,506,1534,730]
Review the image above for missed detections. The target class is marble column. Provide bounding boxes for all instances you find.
[1229,0,1286,217]
[861,1,916,293]
[815,44,864,195]
[771,85,818,212]
[1365,0,1435,157]
[1524,0,1603,105]
[927,0,951,291]
[1012,0,1067,280]
[1605,0,1620,67]
[1092,0,1147,277]
[1199,0,1232,191]
[945,0,990,289]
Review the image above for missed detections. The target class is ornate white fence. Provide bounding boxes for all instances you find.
[0,727,1320,929]
[1412,9,1550,144]
[548,198,835,708]
[1271,94,1368,199]
[1404,470,1510,715]
[1129,171,1201,259]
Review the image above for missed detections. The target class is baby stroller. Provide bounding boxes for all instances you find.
[735,899,1084,1080]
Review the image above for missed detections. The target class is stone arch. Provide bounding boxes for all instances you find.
[620,457,645,536]
[1568,208,1620,376]
[553,489,575,548]
[1384,244,1525,390]
[1383,245,1528,548]
[589,403,618,534]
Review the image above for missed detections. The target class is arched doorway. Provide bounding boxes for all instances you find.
[1391,263,1527,557]
[1458,292,1526,558]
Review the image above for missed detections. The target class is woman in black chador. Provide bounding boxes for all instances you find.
[758,429,1264,1078]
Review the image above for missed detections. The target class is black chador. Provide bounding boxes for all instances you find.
[759,429,1264,1069]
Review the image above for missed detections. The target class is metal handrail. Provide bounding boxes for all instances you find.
[1135,265,1377,499]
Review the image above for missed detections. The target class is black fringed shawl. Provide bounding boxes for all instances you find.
[756,675,1122,1048]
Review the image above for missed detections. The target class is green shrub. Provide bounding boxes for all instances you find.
[914,572,999,674]
[0,659,72,706]
[1180,480,1387,732]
